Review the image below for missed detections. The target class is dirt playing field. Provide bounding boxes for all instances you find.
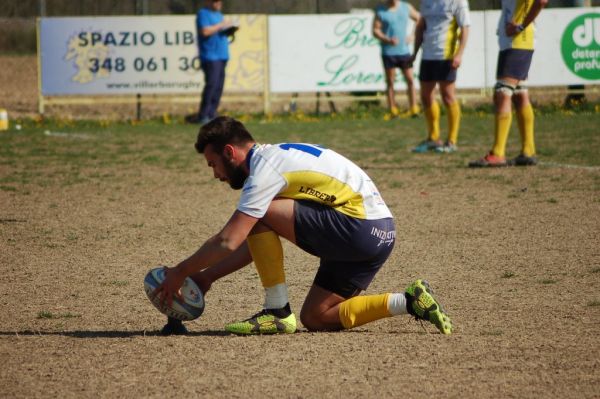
[1,55,599,398]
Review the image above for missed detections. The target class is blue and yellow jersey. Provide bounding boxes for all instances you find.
[420,0,471,60]
[238,143,393,220]
[376,2,411,56]
[498,0,535,50]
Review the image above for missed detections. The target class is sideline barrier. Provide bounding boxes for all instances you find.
[37,8,600,115]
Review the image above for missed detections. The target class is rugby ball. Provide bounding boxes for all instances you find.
[144,267,205,321]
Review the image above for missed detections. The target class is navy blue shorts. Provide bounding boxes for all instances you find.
[382,54,413,70]
[419,59,457,82]
[496,49,533,81]
[293,200,396,298]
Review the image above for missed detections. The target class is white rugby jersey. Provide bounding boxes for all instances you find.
[498,0,536,51]
[420,0,471,60]
[237,143,393,220]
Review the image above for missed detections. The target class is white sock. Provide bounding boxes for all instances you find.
[387,293,408,316]
[264,283,289,309]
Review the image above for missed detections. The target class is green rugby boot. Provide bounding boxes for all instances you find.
[405,279,453,335]
[225,309,297,335]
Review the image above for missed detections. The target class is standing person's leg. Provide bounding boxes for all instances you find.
[491,78,515,159]
[469,50,521,167]
[468,81,513,167]
[400,65,419,117]
[439,80,461,150]
[199,61,218,123]
[209,60,227,120]
[412,79,441,153]
[385,67,399,116]
[512,87,537,165]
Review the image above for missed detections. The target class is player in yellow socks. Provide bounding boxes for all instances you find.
[469,0,547,168]
[411,0,470,154]
[154,116,452,336]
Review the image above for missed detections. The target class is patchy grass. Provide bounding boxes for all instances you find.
[37,311,81,319]
[502,271,516,279]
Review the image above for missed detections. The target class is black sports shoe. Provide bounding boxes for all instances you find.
[160,317,188,336]
[509,154,538,166]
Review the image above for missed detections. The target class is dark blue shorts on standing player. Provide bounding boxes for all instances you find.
[419,59,457,82]
[382,54,413,70]
[293,200,396,298]
[496,49,534,81]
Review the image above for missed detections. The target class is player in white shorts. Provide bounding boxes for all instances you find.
[152,116,452,335]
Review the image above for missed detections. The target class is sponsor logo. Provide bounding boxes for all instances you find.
[561,13,600,80]
[371,227,396,247]
[299,185,337,203]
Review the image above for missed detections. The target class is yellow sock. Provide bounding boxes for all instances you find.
[446,101,461,145]
[247,231,287,308]
[410,104,421,115]
[338,294,391,329]
[491,112,512,158]
[424,102,440,141]
[516,104,536,156]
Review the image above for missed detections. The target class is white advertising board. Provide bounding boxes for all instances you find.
[39,16,202,95]
[269,8,600,93]
[39,15,268,96]
[268,12,484,93]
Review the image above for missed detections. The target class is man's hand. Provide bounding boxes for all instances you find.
[451,53,463,69]
[505,22,522,37]
[153,266,185,308]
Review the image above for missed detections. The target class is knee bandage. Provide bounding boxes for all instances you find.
[514,83,528,95]
[494,80,516,96]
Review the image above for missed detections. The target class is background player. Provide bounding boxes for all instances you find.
[411,0,470,154]
[469,0,548,167]
[153,116,452,336]
[185,0,238,125]
[373,0,421,118]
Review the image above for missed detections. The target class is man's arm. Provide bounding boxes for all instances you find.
[452,25,469,69]
[190,241,253,294]
[406,4,421,44]
[155,210,259,305]
[411,17,425,61]
[409,4,420,22]
[198,10,233,37]
[505,0,548,36]
[372,14,398,45]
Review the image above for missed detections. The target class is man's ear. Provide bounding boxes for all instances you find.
[223,144,235,161]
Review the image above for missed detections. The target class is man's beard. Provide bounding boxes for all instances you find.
[223,157,247,190]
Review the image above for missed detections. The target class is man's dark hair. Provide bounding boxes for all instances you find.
[195,116,254,154]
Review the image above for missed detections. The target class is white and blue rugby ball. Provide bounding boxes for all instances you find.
[144,267,205,321]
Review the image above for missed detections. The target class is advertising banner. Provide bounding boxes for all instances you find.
[38,9,599,97]
[269,9,600,93]
[39,15,266,95]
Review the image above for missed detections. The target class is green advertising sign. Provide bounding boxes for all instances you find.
[561,13,600,80]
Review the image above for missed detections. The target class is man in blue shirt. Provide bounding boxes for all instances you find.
[187,0,238,125]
